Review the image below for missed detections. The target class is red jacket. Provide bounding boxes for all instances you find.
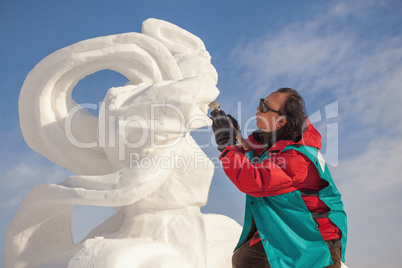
[219,122,341,241]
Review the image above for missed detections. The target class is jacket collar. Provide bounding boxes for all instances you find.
[247,119,322,155]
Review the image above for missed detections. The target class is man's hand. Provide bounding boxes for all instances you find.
[210,110,238,152]
[227,114,240,134]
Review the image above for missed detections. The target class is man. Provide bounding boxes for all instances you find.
[211,88,347,268]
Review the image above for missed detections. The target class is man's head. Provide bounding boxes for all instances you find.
[256,88,307,141]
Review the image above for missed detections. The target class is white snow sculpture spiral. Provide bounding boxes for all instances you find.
[7,18,241,268]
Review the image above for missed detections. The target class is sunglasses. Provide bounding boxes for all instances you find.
[259,98,281,114]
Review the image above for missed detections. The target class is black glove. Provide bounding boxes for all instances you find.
[210,110,237,152]
[227,114,240,134]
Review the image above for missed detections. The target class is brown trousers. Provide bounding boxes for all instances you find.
[232,239,342,268]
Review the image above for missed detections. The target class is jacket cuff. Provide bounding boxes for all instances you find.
[219,145,243,159]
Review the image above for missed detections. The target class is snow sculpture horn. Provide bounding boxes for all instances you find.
[19,20,186,175]
[7,18,241,268]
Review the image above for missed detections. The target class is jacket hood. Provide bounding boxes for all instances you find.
[247,119,322,153]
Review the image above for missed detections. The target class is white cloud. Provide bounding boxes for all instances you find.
[1,153,72,194]
[331,138,402,267]
[334,138,402,193]
[230,2,357,95]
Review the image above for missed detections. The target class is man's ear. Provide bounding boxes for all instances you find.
[276,116,287,129]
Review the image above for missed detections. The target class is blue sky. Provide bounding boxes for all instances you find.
[1,0,402,267]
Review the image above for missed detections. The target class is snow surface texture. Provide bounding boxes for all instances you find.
[7,18,242,268]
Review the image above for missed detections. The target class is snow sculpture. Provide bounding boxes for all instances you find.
[7,19,242,268]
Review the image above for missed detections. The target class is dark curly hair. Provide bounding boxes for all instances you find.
[275,88,307,142]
